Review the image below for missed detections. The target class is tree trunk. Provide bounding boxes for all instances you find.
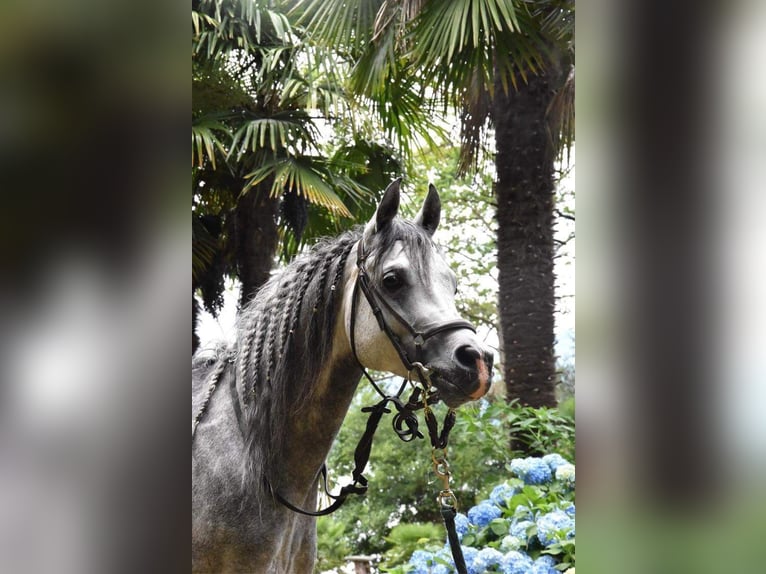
[494,61,563,408]
[234,181,280,307]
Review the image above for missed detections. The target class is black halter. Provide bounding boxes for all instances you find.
[349,238,476,382]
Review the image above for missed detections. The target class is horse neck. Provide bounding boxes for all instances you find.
[262,241,362,504]
[277,355,361,501]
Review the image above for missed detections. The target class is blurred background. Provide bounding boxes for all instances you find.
[0,0,764,572]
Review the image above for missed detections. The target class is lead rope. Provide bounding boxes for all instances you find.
[415,366,467,574]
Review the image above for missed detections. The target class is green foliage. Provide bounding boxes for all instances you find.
[386,463,576,572]
[314,384,575,570]
[471,474,576,571]
[506,400,575,463]
[382,522,444,569]
[314,516,352,573]
[192,0,406,320]
[293,0,451,159]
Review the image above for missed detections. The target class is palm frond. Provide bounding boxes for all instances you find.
[277,166,383,260]
[279,46,351,117]
[357,60,450,160]
[244,157,356,217]
[530,0,575,45]
[411,0,519,66]
[457,68,492,177]
[192,118,229,169]
[194,1,296,63]
[229,110,319,160]
[348,18,402,98]
[329,139,402,207]
[546,64,575,162]
[290,0,383,49]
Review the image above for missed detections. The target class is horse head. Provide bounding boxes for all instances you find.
[344,179,494,408]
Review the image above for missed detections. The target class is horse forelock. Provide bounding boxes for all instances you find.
[366,219,436,284]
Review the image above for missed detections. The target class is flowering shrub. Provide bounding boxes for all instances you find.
[509,458,552,486]
[467,501,503,528]
[389,455,575,574]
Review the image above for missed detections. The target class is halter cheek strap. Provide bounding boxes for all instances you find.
[351,240,476,376]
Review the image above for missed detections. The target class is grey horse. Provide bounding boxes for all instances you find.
[192,180,493,573]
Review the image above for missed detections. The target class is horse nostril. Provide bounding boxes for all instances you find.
[455,344,482,369]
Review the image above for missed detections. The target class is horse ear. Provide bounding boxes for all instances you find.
[415,184,441,236]
[364,178,401,241]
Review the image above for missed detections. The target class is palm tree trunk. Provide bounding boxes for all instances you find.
[494,62,563,408]
[234,180,280,306]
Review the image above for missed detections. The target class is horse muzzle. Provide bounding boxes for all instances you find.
[425,342,494,408]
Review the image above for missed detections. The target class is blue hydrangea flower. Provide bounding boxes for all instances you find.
[530,559,558,574]
[460,546,479,571]
[535,555,557,568]
[564,503,576,517]
[454,512,471,538]
[471,547,504,573]
[467,501,502,528]
[501,550,534,574]
[489,483,517,507]
[536,509,575,547]
[408,549,431,565]
[509,458,528,477]
[542,453,569,472]
[435,547,454,569]
[509,519,534,541]
[509,457,552,485]
[407,549,434,574]
[555,463,575,486]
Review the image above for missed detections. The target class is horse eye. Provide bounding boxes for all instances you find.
[382,272,404,291]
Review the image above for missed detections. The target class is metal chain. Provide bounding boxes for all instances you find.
[422,386,459,511]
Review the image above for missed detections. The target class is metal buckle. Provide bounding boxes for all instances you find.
[409,362,432,388]
[438,490,458,509]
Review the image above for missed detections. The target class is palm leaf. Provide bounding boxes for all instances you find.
[244,157,355,217]
[546,64,575,161]
[229,111,318,159]
[194,1,295,58]
[192,118,228,169]
[279,46,351,116]
[291,0,383,49]
[278,171,379,259]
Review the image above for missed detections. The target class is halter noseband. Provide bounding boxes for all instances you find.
[349,238,476,379]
